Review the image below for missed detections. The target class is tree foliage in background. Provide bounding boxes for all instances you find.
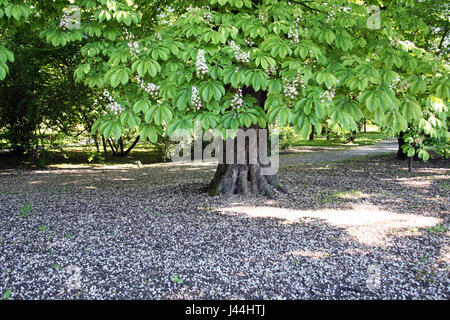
[0,1,103,154]
[387,0,449,163]
[0,0,31,81]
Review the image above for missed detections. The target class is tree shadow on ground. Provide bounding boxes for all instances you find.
[0,155,448,299]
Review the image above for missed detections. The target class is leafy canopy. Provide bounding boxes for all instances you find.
[5,0,449,160]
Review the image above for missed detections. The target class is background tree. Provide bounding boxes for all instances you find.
[0,0,32,81]
[0,2,104,160]
[383,0,450,161]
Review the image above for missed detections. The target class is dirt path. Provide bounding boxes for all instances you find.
[280,139,398,166]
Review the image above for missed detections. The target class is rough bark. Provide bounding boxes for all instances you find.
[207,87,288,197]
[207,124,287,198]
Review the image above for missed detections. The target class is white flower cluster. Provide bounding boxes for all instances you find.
[283,76,304,100]
[288,27,299,44]
[389,76,408,92]
[191,86,202,110]
[293,7,303,23]
[229,41,250,63]
[389,39,398,48]
[186,6,199,13]
[104,90,124,115]
[136,77,159,98]
[125,31,133,40]
[320,89,335,103]
[128,41,140,55]
[244,38,255,47]
[231,88,243,110]
[125,31,140,55]
[59,10,73,30]
[203,11,213,24]
[155,32,162,41]
[326,9,336,23]
[258,10,268,22]
[195,49,209,76]
[264,65,277,77]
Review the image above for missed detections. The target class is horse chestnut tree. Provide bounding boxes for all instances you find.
[34,0,449,195]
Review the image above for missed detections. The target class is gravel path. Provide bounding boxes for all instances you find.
[0,146,448,300]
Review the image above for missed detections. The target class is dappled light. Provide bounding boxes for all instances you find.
[284,249,330,260]
[217,204,442,246]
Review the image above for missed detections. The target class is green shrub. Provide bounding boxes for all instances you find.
[278,126,296,151]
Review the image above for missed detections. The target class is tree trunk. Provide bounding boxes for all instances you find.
[102,136,108,159]
[123,136,140,155]
[119,138,124,154]
[346,130,356,143]
[397,132,407,160]
[94,133,100,152]
[107,138,118,156]
[207,87,286,197]
[309,126,315,140]
[207,124,287,197]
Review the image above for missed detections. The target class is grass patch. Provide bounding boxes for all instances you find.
[170,275,183,284]
[316,192,340,204]
[332,190,363,199]
[290,130,390,148]
[438,181,450,190]
[18,202,32,218]
[424,224,448,234]
[316,190,364,203]
[0,146,163,169]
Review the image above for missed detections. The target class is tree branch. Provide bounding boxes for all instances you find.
[291,1,322,13]
[438,27,448,51]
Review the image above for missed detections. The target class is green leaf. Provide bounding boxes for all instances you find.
[112,122,122,140]
[0,64,7,80]
[300,117,311,140]
[401,100,422,122]
[133,99,150,114]
[154,105,173,125]
[408,76,426,94]
[144,105,158,123]
[325,30,335,45]
[175,88,191,110]
[418,149,430,162]
[139,123,158,143]
[103,121,114,139]
[11,5,23,21]
[3,288,12,300]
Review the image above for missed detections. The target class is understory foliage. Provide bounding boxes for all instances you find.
[1,0,449,163]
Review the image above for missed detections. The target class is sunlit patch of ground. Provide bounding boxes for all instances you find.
[438,246,450,266]
[217,204,442,245]
[332,190,365,199]
[285,249,330,260]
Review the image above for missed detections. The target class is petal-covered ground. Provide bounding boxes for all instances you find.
[0,154,448,299]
